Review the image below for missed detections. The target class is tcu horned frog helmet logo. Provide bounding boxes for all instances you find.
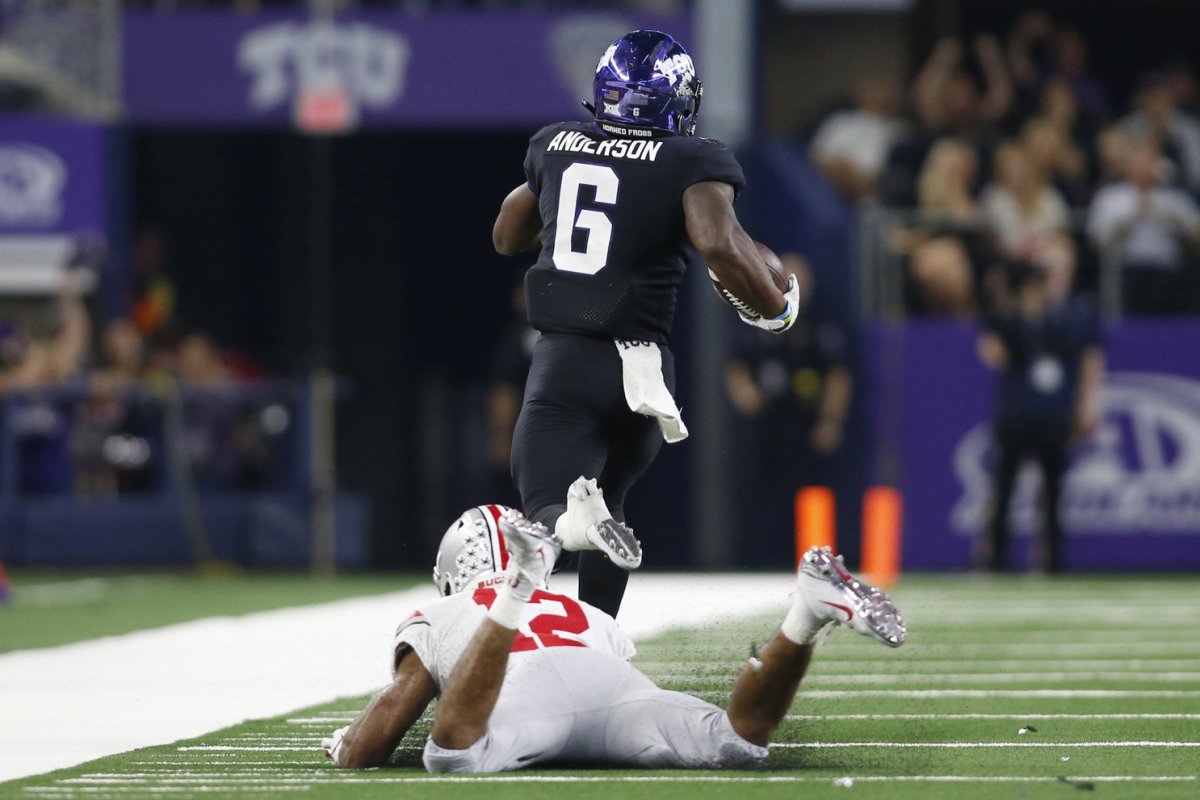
[590,29,702,136]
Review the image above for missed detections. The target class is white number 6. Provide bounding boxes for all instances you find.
[553,163,619,275]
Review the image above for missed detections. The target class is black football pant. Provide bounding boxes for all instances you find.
[511,332,673,617]
[986,415,1071,572]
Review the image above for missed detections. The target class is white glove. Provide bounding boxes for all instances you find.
[322,725,349,766]
[738,273,800,334]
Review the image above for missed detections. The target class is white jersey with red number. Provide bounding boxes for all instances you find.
[392,577,636,687]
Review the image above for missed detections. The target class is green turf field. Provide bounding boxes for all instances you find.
[2,574,1199,799]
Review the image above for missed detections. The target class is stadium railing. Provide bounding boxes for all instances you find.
[0,378,369,568]
[855,207,1125,319]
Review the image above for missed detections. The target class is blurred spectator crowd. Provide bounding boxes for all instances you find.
[0,228,294,497]
[807,11,1200,318]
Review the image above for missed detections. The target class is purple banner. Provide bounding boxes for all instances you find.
[0,116,109,294]
[873,320,1200,570]
[0,116,107,236]
[122,10,692,128]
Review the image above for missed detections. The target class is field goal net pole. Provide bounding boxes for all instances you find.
[308,366,338,578]
[296,20,353,575]
[795,485,902,586]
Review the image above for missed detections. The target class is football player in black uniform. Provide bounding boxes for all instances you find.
[492,30,799,617]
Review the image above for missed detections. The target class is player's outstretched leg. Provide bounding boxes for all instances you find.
[789,546,906,647]
[553,476,642,570]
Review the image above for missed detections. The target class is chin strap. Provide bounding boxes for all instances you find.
[581,100,596,115]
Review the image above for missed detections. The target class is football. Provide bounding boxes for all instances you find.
[708,241,789,317]
[755,240,791,293]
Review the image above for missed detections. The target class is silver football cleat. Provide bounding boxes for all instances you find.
[498,508,561,589]
[797,546,906,647]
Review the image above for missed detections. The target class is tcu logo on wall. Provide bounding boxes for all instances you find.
[238,20,411,131]
[951,372,1200,537]
[0,144,66,228]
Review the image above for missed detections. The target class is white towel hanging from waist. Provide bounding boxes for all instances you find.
[614,339,688,443]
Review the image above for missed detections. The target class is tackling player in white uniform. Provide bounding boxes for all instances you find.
[323,505,906,772]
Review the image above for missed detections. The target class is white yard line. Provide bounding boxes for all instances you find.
[0,573,785,784]
[797,689,1200,697]
[771,741,1200,748]
[825,642,1200,655]
[658,671,1200,684]
[692,689,1200,699]
[643,658,1200,671]
[785,713,1200,720]
[175,740,1200,754]
[28,775,1199,786]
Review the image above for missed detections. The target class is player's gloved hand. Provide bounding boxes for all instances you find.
[322,726,349,766]
[738,273,800,334]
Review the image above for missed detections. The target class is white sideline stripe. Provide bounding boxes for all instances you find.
[785,713,1200,720]
[0,573,785,783]
[771,741,1200,748]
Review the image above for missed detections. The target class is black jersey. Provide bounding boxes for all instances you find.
[522,121,745,344]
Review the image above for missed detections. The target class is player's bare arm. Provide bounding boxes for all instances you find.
[329,650,438,769]
[428,509,560,754]
[493,183,543,256]
[429,618,518,750]
[725,633,814,746]
[682,181,786,318]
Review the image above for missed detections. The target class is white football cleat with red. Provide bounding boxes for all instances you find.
[795,546,906,647]
[498,508,561,601]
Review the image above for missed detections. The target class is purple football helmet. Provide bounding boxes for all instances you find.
[589,30,702,136]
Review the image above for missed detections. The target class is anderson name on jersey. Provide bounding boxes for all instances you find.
[523,121,745,345]
[392,579,636,685]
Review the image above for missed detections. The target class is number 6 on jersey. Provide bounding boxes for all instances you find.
[553,163,619,275]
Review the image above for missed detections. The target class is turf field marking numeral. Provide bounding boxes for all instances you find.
[553,163,618,275]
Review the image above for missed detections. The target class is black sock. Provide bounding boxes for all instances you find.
[576,551,630,618]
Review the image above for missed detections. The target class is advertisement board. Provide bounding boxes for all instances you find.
[876,320,1200,570]
[0,117,108,294]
